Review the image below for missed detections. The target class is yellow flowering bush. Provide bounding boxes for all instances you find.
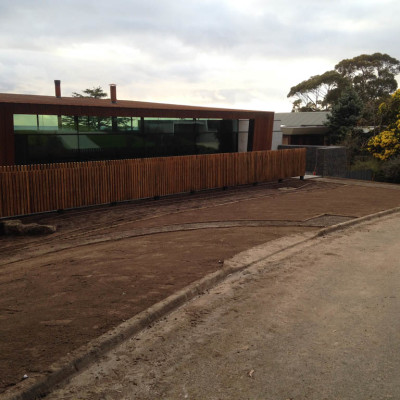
[367,90,400,160]
[367,130,400,160]
[378,89,400,116]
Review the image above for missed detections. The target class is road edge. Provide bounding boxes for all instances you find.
[317,206,400,236]
[3,206,400,400]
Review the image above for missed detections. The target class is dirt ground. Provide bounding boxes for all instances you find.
[47,212,400,400]
[1,178,400,394]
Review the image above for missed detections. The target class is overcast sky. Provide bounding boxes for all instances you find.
[1,0,399,112]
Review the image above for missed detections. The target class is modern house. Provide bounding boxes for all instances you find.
[0,81,274,166]
[272,112,330,149]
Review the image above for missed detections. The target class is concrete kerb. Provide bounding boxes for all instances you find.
[317,206,400,237]
[3,206,400,400]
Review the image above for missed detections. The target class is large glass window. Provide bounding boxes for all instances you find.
[14,114,79,163]
[13,114,239,164]
[116,117,140,132]
[60,116,78,133]
[37,115,58,133]
[13,114,38,133]
[78,116,112,133]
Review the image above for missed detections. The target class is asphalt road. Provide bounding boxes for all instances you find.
[47,212,400,400]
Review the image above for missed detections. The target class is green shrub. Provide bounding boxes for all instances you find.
[350,158,381,173]
[380,156,400,183]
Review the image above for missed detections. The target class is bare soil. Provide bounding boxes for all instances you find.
[48,213,400,400]
[0,178,399,393]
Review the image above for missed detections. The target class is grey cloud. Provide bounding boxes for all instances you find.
[1,0,399,61]
[0,45,205,96]
[1,0,399,109]
[0,0,292,55]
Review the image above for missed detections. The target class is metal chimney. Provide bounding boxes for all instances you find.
[54,80,61,98]
[110,84,117,103]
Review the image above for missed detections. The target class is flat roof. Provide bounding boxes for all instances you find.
[281,126,329,135]
[275,112,329,126]
[0,93,271,116]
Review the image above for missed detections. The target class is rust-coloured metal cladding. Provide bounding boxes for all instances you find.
[0,106,14,165]
[252,115,274,151]
[0,92,274,165]
[0,93,273,117]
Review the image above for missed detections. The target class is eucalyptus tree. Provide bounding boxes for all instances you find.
[288,70,348,112]
[288,53,400,120]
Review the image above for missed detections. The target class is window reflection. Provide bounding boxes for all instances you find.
[13,114,240,164]
[13,114,38,133]
[78,116,112,133]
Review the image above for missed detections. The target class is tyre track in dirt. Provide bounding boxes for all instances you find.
[0,179,328,263]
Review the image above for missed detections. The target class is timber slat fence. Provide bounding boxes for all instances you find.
[0,149,305,218]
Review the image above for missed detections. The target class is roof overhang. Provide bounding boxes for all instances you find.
[0,93,273,120]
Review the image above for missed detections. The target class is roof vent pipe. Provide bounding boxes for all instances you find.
[54,80,61,98]
[110,84,117,103]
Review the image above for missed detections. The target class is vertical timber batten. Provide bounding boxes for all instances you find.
[0,150,306,218]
